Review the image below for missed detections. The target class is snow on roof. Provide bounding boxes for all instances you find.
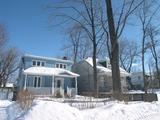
[97,66,112,74]
[24,54,73,64]
[85,57,95,66]
[119,67,131,76]
[85,57,130,76]
[5,83,14,87]
[85,57,111,75]
[23,67,79,77]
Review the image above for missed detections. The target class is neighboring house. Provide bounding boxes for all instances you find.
[17,54,79,97]
[130,72,150,90]
[0,83,14,100]
[72,57,130,95]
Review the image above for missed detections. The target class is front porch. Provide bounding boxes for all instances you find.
[26,86,77,98]
[23,67,79,97]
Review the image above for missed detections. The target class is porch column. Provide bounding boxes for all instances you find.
[24,74,27,90]
[52,76,54,96]
[75,77,77,95]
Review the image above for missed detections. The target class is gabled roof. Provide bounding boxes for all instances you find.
[23,54,73,64]
[85,57,130,76]
[23,67,79,77]
[85,57,111,75]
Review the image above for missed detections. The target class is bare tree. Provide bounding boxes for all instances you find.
[119,39,139,73]
[0,24,19,87]
[104,0,143,98]
[48,0,104,96]
[65,24,83,63]
[147,25,160,87]
[0,48,19,87]
[105,0,122,97]
[137,0,160,94]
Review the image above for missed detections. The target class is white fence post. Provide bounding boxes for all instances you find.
[52,76,54,96]
[75,77,77,95]
[24,74,27,90]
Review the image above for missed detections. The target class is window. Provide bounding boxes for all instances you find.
[60,64,63,68]
[38,77,41,87]
[41,62,45,66]
[56,64,59,68]
[32,61,36,66]
[55,63,67,69]
[63,64,66,69]
[32,60,45,67]
[57,80,61,87]
[34,76,41,87]
[37,61,41,66]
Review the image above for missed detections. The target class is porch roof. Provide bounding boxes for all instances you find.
[23,67,79,77]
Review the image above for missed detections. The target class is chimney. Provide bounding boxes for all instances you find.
[63,56,67,60]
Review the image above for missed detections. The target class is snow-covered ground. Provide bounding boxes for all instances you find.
[0,91,160,120]
[0,98,160,120]
[0,100,12,120]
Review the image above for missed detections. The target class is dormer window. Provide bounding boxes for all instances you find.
[37,61,40,66]
[55,63,67,69]
[32,60,45,67]
[60,64,63,68]
[32,61,36,66]
[63,64,66,69]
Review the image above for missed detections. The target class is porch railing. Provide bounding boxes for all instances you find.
[60,86,64,97]
[67,87,76,97]
[26,87,76,97]
[26,87,52,95]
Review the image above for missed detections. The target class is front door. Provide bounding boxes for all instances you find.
[55,78,64,97]
[55,78,64,88]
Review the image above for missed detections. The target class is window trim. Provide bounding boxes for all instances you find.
[32,60,37,66]
[55,63,67,69]
[33,76,42,87]
[32,60,46,67]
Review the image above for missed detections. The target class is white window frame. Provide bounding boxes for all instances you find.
[55,63,67,69]
[33,76,42,87]
[32,60,37,66]
[32,60,46,67]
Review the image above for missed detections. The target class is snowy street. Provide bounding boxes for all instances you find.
[0,101,11,120]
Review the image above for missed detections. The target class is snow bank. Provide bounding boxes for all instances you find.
[1,99,160,120]
[0,100,12,120]
[82,101,160,120]
[0,100,12,106]
[20,101,83,120]
[19,101,160,120]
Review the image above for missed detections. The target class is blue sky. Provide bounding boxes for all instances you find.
[0,0,153,72]
[0,0,66,57]
[0,0,144,62]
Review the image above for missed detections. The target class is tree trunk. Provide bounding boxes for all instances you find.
[90,0,98,97]
[105,0,122,99]
[92,43,98,97]
[142,33,147,94]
